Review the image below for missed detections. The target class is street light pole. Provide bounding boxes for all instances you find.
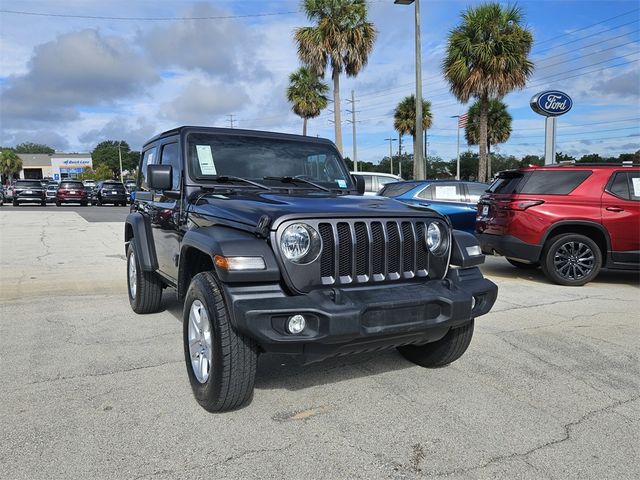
[395,0,424,180]
[384,137,397,175]
[451,115,461,180]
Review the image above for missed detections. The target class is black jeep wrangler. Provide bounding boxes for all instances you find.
[125,126,497,412]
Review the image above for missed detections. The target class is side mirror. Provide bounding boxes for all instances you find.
[148,164,172,191]
[352,175,365,195]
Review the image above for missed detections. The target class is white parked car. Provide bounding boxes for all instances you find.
[351,171,402,196]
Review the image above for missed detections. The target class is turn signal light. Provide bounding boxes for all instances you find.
[214,255,266,271]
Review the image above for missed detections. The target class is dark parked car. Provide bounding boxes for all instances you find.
[12,179,46,206]
[379,180,489,234]
[0,188,4,206]
[92,181,128,206]
[125,126,497,412]
[56,180,89,206]
[477,163,640,286]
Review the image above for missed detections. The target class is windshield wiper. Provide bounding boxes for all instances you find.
[208,175,271,191]
[263,175,330,192]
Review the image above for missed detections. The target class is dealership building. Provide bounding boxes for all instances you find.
[17,153,92,181]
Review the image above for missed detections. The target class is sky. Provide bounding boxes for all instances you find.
[0,0,638,164]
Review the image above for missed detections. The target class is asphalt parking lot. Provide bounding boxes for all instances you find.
[1,207,638,480]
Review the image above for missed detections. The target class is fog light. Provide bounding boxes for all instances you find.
[287,314,306,334]
[466,245,482,256]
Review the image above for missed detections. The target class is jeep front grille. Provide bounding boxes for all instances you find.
[318,219,429,285]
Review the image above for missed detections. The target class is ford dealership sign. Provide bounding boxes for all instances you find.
[530,91,572,117]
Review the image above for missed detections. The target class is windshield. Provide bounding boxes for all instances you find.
[187,134,351,190]
[60,182,83,189]
[16,180,42,188]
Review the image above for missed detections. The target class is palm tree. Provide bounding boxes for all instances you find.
[286,67,329,136]
[443,3,533,182]
[295,0,376,154]
[465,99,512,178]
[0,149,22,185]
[393,95,433,179]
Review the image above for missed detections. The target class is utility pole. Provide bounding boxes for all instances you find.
[118,142,123,183]
[346,90,358,171]
[226,114,235,129]
[398,134,403,178]
[452,113,467,180]
[384,137,397,175]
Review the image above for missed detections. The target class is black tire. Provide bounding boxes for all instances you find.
[81,201,87,207]
[506,258,539,269]
[398,320,474,368]
[12,200,18,206]
[126,242,163,314]
[183,271,258,412]
[541,233,602,286]
[41,201,46,206]
[55,200,61,207]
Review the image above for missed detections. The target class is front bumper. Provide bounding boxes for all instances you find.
[228,266,497,363]
[477,233,541,263]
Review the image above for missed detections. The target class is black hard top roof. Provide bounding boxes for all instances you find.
[142,126,336,149]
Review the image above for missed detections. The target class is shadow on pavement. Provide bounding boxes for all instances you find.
[481,257,640,287]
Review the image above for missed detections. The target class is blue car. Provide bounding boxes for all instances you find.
[379,180,489,234]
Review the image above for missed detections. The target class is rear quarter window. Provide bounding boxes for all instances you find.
[487,172,527,194]
[379,182,421,197]
[520,170,592,195]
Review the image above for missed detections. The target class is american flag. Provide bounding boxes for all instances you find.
[458,113,468,129]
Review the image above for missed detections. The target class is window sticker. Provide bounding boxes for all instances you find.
[435,185,457,200]
[196,145,217,175]
[337,179,347,188]
[632,177,640,197]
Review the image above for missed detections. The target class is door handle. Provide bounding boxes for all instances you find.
[606,206,624,212]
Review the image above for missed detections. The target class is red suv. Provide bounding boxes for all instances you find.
[56,180,89,206]
[476,164,640,286]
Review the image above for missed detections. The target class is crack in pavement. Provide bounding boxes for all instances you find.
[491,295,590,314]
[430,395,640,478]
[208,441,296,466]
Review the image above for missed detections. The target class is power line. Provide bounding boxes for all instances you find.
[0,8,299,21]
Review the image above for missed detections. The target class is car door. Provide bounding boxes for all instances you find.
[601,170,640,266]
[147,141,184,280]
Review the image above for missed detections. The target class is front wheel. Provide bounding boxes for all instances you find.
[127,242,163,313]
[184,272,258,412]
[398,320,474,368]
[541,233,602,286]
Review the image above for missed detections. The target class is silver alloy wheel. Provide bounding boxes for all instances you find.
[128,250,137,299]
[553,241,595,281]
[188,300,213,383]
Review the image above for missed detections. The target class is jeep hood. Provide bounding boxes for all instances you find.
[191,191,439,229]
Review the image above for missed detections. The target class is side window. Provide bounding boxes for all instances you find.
[377,176,395,189]
[160,143,181,190]
[139,147,157,191]
[609,171,640,201]
[608,172,629,199]
[520,170,592,194]
[417,185,433,200]
[433,183,463,202]
[466,183,488,203]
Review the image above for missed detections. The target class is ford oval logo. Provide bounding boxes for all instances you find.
[530,90,572,117]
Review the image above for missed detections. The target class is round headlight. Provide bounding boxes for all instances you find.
[426,222,448,255]
[280,223,322,264]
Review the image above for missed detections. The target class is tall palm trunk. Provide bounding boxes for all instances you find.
[303,118,308,136]
[332,69,343,154]
[487,141,491,179]
[478,94,489,182]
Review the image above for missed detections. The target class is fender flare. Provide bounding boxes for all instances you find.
[124,212,158,271]
[541,220,611,252]
[178,226,280,296]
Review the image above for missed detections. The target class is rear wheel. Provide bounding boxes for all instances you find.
[127,242,163,313]
[541,233,602,286]
[13,200,18,206]
[40,200,46,206]
[398,320,474,368]
[55,200,61,207]
[506,258,539,269]
[81,201,87,206]
[184,271,258,412]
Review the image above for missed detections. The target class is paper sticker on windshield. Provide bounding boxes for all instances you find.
[196,145,217,175]
[632,177,640,197]
[337,179,347,188]
[435,185,457,200]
